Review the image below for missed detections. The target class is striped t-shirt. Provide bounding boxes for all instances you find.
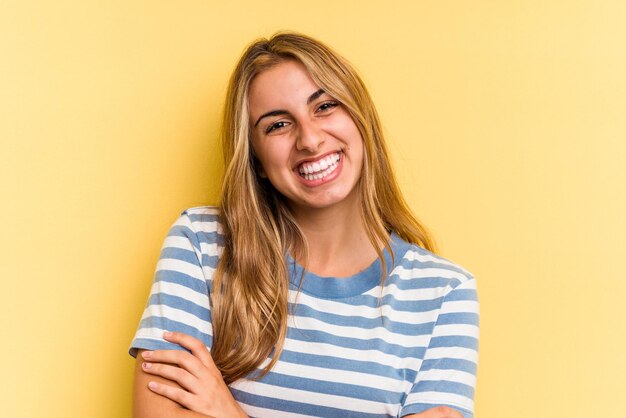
[130,206,479,418]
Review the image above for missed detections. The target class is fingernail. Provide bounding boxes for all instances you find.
[163,331,173,338]
[141,351,152,359]
[148,382,158,390]
[142,362,152,369]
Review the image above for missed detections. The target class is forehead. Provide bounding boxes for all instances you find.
[248,60,320,113]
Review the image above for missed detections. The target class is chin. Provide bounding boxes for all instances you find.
[298,193,358,212]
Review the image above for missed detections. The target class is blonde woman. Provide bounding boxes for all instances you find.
[130,33,479,418]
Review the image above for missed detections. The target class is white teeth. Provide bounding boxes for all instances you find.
[300,158,340,181]
[298,153,341,176]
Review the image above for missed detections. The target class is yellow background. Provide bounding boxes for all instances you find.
[2,1,625,417]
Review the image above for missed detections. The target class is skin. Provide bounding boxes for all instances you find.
[248,60,364,215]
[132,61,465,418]
[133,333,246,418]
[133,334,463,418]
[248,59,377,276]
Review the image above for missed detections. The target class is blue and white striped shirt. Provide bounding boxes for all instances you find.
[130,206,479,417]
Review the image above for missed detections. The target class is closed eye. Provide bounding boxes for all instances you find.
[265,120,290,134]
[316,101,339,113]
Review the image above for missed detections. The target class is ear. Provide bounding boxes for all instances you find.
[258,168,268,179]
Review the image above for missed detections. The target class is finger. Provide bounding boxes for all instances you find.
[141,349,205,379]
[162,331,214,368]
[147,381,198,412]
[142,361,197,393]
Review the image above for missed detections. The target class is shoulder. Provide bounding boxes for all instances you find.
[180,205,222,228]
[390,235,477,299]
[167,206,224,257]
[176,206,222,233]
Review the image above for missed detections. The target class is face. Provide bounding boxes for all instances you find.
[248,60,364,215]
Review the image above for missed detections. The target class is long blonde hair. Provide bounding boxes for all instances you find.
[211,32,436,384]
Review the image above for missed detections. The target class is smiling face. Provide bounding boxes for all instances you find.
[248,60,364,215]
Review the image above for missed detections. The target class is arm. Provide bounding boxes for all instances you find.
[133,333,248,418]
[130,210,236,417]
[133,349,211,418]
[136,333,460,418]
[401,276,479,418]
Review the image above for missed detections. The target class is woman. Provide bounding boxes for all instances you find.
[130,32,479,418]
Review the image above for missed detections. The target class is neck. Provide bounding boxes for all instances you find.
[290,199,381,278]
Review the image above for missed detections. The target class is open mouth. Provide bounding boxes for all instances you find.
[297,152,342,181]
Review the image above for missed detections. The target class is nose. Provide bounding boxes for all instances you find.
[296,119,324,152]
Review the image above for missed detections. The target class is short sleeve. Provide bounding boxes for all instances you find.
[129,209,218,357]
[400,277,479,418]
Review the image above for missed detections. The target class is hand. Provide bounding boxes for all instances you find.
[405,406,464,418]
[140,332,247,418]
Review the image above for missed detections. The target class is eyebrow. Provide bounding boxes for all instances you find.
[253,89,326,128]
[306,88,325,104]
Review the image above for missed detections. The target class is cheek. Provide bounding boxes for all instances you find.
[254,142,289,171]
[329,115,363,145]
